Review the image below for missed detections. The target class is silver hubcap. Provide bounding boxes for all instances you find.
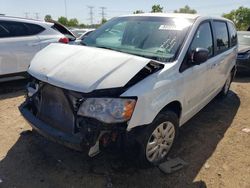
[146,121,175,163]
[224,75,231,94]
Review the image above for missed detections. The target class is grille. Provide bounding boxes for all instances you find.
[37,84,75,134]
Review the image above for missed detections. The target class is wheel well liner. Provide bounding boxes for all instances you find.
[160,101,182,118]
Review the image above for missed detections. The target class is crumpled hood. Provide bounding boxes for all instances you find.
[238,45,250,53]
[28,44,151,93]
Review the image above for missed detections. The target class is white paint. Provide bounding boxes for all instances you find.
[28,15,237,132]
[28,44,150,93]
[0,17,67,76]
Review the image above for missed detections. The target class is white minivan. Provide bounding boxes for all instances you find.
[20,13,237,166]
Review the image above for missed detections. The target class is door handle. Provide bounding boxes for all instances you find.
[27,43,40,47]
[210,63,219,69]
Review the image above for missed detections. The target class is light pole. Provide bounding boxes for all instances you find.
[64,0,68,18]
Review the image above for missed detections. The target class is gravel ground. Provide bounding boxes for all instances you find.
[0,77,249,188]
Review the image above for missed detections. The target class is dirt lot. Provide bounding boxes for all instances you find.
[0,78,249,188]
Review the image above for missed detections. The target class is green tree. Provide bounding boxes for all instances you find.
[79,23,86,28]
[68,18,79,27]
[151,4,163,13]
[174,5,197,14]
[44,14,53,22]
[58,16,68,26]
[101,18,107,24]
[223,6,250,30]
[133,10,144,14]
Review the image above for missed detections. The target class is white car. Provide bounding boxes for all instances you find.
[0,16,76,79]
[70,28,95,45]
[20,13,237,166]
[71,28,95,38]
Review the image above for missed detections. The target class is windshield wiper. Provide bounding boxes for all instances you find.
[94,46,125,53]
[95,46,115,50]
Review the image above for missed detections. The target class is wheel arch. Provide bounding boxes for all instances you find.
[159,100,182,120]
[231,65,237,78]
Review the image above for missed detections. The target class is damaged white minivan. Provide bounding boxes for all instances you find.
[20,13,237,166]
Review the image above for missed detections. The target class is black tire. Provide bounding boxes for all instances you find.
[219,72,233,98]
[134,111,179,167]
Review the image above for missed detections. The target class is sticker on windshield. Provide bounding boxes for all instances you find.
[159,25,182,31]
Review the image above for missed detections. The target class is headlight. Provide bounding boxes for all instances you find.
[77,98,136,123]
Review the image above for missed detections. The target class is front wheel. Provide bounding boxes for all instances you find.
[135,111,179,167]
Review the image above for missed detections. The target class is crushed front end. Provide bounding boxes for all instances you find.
[20,78,136,157]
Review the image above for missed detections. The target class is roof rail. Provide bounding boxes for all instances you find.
[0,15,44,22]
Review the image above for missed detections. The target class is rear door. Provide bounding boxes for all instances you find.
[210,21,232,91]
[0,21,42,75]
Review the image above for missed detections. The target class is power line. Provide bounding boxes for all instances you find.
[88,6,94,25]
[64,0,68,18]
[99,7,107,21]
[34,12,40,20]
[24,12,30,18]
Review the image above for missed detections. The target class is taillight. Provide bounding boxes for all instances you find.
[59,37,69,44]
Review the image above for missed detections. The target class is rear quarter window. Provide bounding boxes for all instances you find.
[25,23,45,35]
[214,21,229,54]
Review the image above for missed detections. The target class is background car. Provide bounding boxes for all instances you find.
[0,16,76,79]
[237,31,250,73]
[70,28,95,45]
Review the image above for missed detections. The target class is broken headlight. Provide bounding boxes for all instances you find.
[77,98,136,123]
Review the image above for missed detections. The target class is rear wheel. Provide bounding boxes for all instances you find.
[135,111,179,167]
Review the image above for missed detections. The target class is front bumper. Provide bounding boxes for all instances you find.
[19,102,84,151]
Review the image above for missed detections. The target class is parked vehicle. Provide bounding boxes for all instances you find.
[0,16,76,78]
[70,28,95,45]
[71,28,95,38]
[20,13,237,166]
[237,31,250,73]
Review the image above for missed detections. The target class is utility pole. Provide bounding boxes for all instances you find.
[24,12,30,18]
[64,0,68,18]
[88,6,94,25]
[99,7,107,21]
[34,12,40,20]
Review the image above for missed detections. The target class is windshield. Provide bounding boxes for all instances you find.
[238,32,250,46]
[83,16,193,62]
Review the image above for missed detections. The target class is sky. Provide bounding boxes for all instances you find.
[0,0,249,24]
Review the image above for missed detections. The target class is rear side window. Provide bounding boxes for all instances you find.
[227,22,237,47]
[190,22,213,58]
[25,23,45,35]
[0,24,10,37]
[0,21,29,37]
[214,21,229,53]
[0,21,44,38]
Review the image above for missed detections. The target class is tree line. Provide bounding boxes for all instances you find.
[44,4,250,31]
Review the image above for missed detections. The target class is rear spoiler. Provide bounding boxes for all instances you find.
[48,20,76,41]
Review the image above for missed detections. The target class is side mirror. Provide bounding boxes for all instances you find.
[191,48,209,65]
